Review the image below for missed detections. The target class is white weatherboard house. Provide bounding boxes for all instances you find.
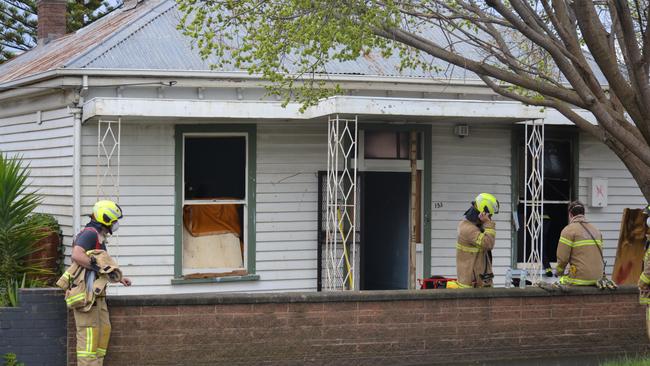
[0,0,643,295]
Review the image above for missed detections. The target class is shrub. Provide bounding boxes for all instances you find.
[0,154,50,306]
[2,353,24,366]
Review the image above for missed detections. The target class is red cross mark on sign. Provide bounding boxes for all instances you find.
[595,185,605,198]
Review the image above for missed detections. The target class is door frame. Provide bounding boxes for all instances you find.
[359,123,433,281]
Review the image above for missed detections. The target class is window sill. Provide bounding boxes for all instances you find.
[171,274,260,285]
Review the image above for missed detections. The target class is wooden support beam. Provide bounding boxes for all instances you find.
[409,131,417,289]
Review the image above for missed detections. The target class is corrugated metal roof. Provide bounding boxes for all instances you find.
[0,0,607,85]
[0,0,166,83]
[78,4,476,80]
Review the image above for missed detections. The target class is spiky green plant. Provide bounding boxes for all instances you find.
[0,153,49,306]
[3,352,25,366]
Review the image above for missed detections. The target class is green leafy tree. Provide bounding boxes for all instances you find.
[0,0,121,64]
[179,0,650,200]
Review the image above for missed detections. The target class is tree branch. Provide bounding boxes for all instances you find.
[485,0,608,109]
[573,1,648,138]
[611,0,650,112]
[375,25,586,108]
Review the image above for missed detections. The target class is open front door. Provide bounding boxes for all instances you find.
[361,172,410,290]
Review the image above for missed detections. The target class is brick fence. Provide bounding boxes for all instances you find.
[0,288,66,366]
[67,286,649,365]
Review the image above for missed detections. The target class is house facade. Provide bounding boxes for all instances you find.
[0,0,642,295]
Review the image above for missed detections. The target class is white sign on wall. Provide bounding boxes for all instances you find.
[589,177,608,207]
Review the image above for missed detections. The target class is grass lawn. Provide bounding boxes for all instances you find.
[601,356,650,366]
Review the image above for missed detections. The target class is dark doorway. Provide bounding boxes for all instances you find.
[515,129,577,268]
[361,172,410,290]
[516,203,568,266]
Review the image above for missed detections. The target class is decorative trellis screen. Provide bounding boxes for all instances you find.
[323,115,358,291]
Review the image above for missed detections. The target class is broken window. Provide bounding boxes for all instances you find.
[182,135,248,277]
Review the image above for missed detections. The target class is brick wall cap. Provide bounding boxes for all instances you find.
[19,288,63,294]
[35,0,66,4]
[106,285,639,307]
[0,307,23,312]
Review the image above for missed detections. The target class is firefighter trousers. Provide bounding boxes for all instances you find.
[74,297,111,366]
[646,306,650,342]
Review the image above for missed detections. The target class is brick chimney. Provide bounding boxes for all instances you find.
[36,0,67,45]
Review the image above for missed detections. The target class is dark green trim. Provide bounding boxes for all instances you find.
[423,125,432,278]
[174,129,183,278]
[171,274,260,285]
[247,127,257,274]
[173,124,257,279]
[358,123,432,278]
[571,133,579,201]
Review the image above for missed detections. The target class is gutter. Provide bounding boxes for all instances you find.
[0,67,494,93]
[0,67,605,93]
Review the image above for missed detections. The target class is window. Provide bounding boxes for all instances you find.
[518,139,573,202]
[184,137,246,200]
[174,126,256,281]
[515,130,577,265]
[364,131,422,160]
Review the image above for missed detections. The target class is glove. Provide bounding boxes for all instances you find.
[597,276,617,290]
[89,256,100,272]
[606,279,617,290]
[640,282,650,292]
[551,281,568,291]
[544,268,554,278]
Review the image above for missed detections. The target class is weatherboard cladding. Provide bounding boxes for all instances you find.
[0,108,74,242]
[79,122,325,295]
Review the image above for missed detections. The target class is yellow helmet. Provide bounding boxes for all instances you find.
[475,193,499,215]
[93,200,123,226]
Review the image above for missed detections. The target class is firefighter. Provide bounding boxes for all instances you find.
[555,201,604,286]
[638,205,650,340]
[70,200,131,365]
[450,193,498,288]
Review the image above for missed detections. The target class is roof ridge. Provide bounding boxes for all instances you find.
[64,0,176,69]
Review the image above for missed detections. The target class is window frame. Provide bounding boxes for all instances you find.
[511,126,579,268]
[358,123,432,280]
[174,125,257,281]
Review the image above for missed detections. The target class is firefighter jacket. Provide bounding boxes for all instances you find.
[639,226,650,304]
[639,246,650,304]
[455,219,496,288]
[556,215,604,286]
[57,250,122,312]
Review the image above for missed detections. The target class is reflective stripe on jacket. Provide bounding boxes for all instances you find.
[555,215,604,286]
[639,245,650,304]
[57,250,122,312]
[456,219,496,288]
